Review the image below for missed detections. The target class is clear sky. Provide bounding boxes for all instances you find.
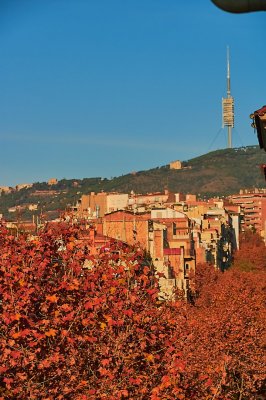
[0,0,265,186]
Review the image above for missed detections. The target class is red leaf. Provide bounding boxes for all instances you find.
[84,301,93,310]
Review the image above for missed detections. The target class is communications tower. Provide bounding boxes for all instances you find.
[222,47,234,148]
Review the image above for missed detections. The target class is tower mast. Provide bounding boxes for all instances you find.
[227,46,232,148]
[222,46,234,148]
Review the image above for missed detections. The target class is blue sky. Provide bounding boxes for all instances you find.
[0,0,265,186]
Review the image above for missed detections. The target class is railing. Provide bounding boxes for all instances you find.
[172,234,190,239]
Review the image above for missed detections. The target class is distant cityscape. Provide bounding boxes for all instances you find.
[1,169,266,299]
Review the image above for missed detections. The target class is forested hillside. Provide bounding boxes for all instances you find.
[1,146,266,220]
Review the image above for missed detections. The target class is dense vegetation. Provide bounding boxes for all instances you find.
[1,146,266,220]
[0,223,265,399]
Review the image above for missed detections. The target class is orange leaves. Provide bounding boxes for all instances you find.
[129,377,142,385]
[97,366,115,380]
[100,322,107,330]
[46,294,58,303]
[81,318,89,327]
[123,308,134,317]
[210,386,219,395]
[66,242,75,251]
[133,313,141,323]
[161,375,171,387]
[110,286,116,294]
[61,329,69,337]
[98,367,109,376]
[143,265,150,275]
[38,318,50,326]
[140,340,146,351]
[60,303,73,312]
[67,278,80,291]
[50,352,61,363]
[84,335,97,343]
[11,313,21,321]
[0,366,8,374]
[174,359,186,373]
[233,231,266,272]
[0,223,265,399]
[28,249,36,258]
[18,278,25,287]
[199,374,209,381]
[101,358,110,366]
[150,393,162,400]
[3,377,14,389]
[146,288,158,297]
[16,372,27,381]
[38,359,51,369]
[84,296,103,310]
[11,331,21,339]
[118,389,129,398]
[84,301,93,310]
[87,389,96,395]
[145,353,154,363]
[10,350,22,359]
[11,329,31,339]
[45,329,57,337]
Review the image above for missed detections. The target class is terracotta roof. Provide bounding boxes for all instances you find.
[104,210,150,221]
[254,105,266,117]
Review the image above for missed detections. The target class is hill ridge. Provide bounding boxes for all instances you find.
[1,146,266,220]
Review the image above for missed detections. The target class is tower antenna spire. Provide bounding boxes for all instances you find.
[227,45,231,97]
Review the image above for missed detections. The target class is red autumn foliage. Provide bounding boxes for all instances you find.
[0,223,265,399]
[232,230,266,272]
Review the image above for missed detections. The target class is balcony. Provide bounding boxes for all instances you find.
[183,249,195,258]
[172,234,190,240]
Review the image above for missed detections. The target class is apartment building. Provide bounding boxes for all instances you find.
[102,210,151,249]
[128,190,175,208]
[229,190,266,239]
[179,198,240,270]
[101,209,196,299]
[151,208,196,298]
[76,192,129,218]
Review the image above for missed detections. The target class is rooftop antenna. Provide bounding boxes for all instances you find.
[222,46,234,148]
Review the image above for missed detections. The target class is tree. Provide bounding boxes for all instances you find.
[233,230,266,272]
[0,223,265,399]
